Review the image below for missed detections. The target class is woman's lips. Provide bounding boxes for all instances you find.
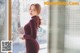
[30,13,32,15]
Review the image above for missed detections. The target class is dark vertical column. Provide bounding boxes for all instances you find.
[8,0,12,53]
[57,0,65,53]
[57,4,65,53]
[49,0,59,53]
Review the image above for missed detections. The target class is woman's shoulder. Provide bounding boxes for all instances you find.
[30,18,36,23]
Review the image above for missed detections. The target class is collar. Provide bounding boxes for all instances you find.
[31,16,39,19]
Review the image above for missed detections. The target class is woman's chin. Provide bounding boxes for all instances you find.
[30,14,37,17]
[31,15,34,17]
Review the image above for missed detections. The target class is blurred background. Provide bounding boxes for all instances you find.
[49,0,80,53]
[0,0,8,53]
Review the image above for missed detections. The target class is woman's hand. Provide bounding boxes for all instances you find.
[19,34,25,40]
[20,37,25,40]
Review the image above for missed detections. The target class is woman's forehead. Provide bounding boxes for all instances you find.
[31,5,35,8]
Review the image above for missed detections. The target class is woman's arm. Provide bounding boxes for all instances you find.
[30,19,37,39]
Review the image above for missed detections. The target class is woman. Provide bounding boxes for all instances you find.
[22,4,41,53]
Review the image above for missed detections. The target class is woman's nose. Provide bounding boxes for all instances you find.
[30,10,32,12]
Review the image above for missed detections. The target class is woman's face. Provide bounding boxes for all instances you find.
[29,5,38,16]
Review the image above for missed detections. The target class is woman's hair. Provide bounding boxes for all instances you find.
[29,3,41,14]
[30,4,41,28]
